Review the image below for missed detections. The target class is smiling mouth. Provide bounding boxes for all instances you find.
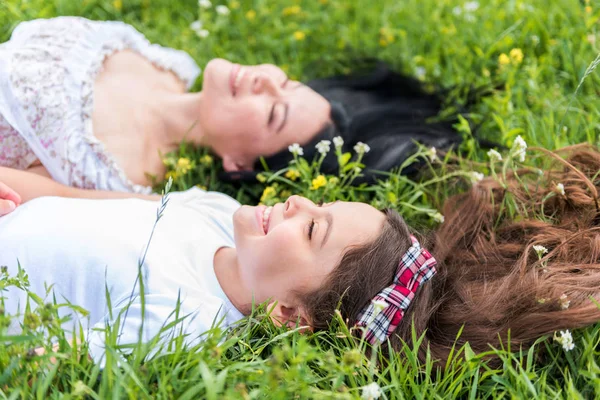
[262,206,272,234]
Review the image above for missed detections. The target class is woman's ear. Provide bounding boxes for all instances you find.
[222,155,253,172]
[268,301,312,331]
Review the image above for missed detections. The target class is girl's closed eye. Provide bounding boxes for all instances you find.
[308,219,315,240]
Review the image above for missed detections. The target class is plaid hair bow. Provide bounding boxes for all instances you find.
[356,235,437,344]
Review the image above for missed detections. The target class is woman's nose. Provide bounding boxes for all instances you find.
[252,73,280,96]
[283,195,315,218]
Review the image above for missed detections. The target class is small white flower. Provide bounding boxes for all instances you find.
[190,20,203,32]
[452,6,462,15]
[333,136,344,150]
[464,14,476,22]
[198,0,212,8]
[464,1,479,12]
[288,143,304,156]
[216,5,230,15]
[426,146,438,162]
[487,149,503,162]
[361,382,382,400]
[432,212,445,224]
[511,135,528,162]
[371,299,387,314]
[559,294,571,310]
[533,245,548,257]
[555,183,565,196]
[315,140,331,156]
[415,66,426,80]
[354,142,371,155]
[469,171,484,183]
[531,35,540,45]
[195,29,209,38]
[554,330,575,352]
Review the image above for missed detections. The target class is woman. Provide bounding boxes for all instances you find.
[0,17,462,192]
[2,145,600,366]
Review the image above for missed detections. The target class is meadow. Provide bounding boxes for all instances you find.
[2,0,600,398]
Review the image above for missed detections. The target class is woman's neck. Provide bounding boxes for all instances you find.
[155,91,207,148]
[213,247,252,314]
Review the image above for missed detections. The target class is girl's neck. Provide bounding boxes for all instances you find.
[155,91,207,148]
[213,247,251,314]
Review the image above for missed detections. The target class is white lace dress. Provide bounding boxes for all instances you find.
[0,17,201,193]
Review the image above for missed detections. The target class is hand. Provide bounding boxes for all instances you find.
[0,181,21,216]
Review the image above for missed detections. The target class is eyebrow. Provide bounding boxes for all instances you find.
[320,212,333,249]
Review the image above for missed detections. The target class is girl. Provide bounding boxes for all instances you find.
[0,17,461,192]
[4,145,598,366]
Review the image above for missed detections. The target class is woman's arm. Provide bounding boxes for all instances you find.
[0,167,161,203]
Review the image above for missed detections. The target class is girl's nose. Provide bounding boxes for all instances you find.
[252,73,281,96]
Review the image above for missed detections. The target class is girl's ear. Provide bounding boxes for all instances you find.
[268,301,312,331]
[222,155,253,172]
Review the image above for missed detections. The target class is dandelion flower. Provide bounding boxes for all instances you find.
[216,5,230,15]
[509,48,524,64]
[198,0,212,8]
[533,245,548,257]
[288,143,304,156]
[315,140,331,155]
[200,154,213,166]
[555,183,565,196]
[361,382,382,400]
[293,31,306,41]
[285,169,301,181]
[260,186,277,203]
[487,149,503,162]
[245,9,256,20]
[354,142,371,155]
[282,5,301,16]
[333,136,344,149]
[559,294,571,310]
[432,212,445,224]
[310,175,327,190]
[554,330,575,352]
[498,53,510,66]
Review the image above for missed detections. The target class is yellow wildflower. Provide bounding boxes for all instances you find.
[195,184,207,190]
[285,169,301,181]
[282,5,301,16]
[245,9,256,20]
[260,186,277,203]
[113,0,122,11]
[328,177,339,186]
[319,0,328,4]
[379,27,394,47]
[280,190,292,200]
[310,175,327,190]
[586,5,592,13]
[256,173,267,183]
[293,31,306,41]
[498,53,510,66]
[165,171,178,180]
[386,192,397,203]
[509,48,524,64]
[230,0,240,9]
[200,154,213,166]
[176,157,192,175]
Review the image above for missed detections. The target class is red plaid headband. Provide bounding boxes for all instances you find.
[355,235,437,344]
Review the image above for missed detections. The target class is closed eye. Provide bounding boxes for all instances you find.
[307,202,324,240]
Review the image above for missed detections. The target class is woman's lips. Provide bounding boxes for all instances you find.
[229,63,240,95]
[255,205,267,235]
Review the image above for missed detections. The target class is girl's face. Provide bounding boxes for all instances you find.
[232,196,386,308]
[200,59,331,171]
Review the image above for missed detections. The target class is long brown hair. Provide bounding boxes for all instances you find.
[301,145,600,365]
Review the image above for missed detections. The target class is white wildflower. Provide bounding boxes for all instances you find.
[464,14,476,22]
[432,212,445,224]
[464,1,480,12]
[361,382,382,400]
[198,0,212,8]
[511,135,528,162]
[559,294,571,310]
[469,171,484,183]
[371,299,387,315]
[487,149,503,162]
[554,330,575,352]
[354,142,371,155]
[452,6,462,15]
[195,29,209,38]
[190,20,203,32]
[288,143,304,156]
[555,183,565,196]
[531,35,540,45]
[426,146,438,162]
[333,136,344,150]
[216,5,230,15]
[315,140,331,156]
[415,66,426,80]
[533,245,548,257]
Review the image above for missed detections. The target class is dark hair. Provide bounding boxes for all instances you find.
[301,145,600,366]
[221,62,473,184]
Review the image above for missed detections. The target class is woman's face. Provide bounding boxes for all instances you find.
[200,59,331,171]
[232,195,386,309]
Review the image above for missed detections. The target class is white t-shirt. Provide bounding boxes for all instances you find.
[0,188,244,363]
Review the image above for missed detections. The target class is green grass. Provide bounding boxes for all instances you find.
[2,0,600,397]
